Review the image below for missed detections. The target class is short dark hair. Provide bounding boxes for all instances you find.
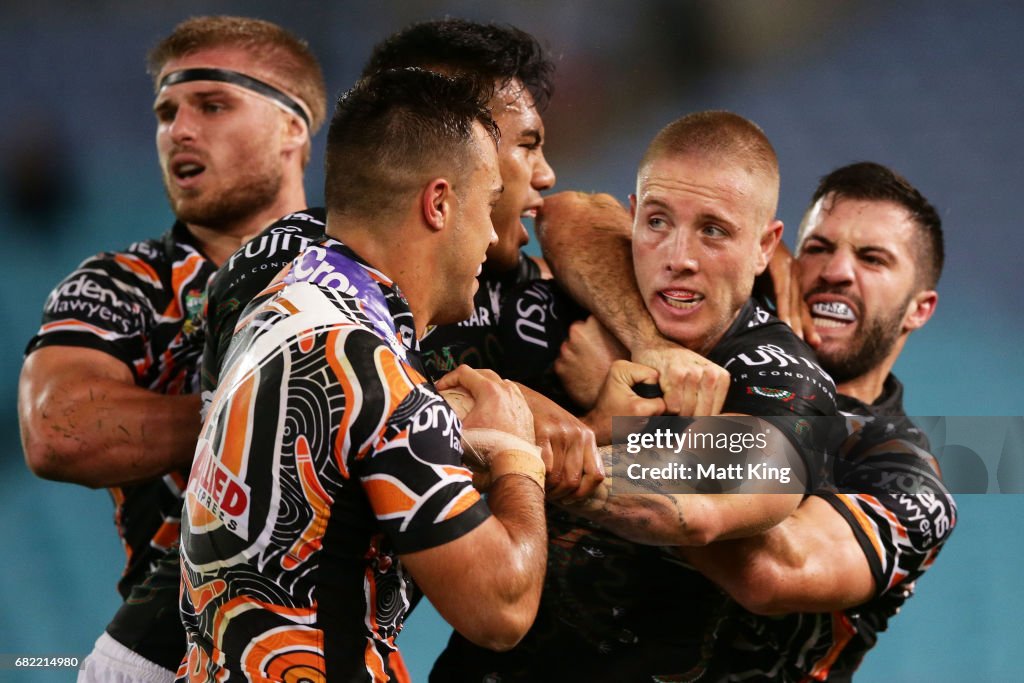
[147,15,327,133]
[324,68,499,220]
[809,162,944,288]
[361,18,554,111]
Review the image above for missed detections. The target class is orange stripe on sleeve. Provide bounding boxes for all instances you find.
[835,493,885,565]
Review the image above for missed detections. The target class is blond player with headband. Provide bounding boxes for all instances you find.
[18,16,326,682]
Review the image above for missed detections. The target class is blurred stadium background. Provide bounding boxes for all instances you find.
[1,1,1021,680]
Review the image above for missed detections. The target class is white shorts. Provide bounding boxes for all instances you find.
[77,632,175,683]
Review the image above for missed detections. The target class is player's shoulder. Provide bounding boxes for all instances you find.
[213,208,325,293]
[713,299,838,415]
[715,300,828,376]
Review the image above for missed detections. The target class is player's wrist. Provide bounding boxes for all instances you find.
[490,449,546,492]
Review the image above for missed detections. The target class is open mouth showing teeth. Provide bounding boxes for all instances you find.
[811,301,856,327]
[174,162,205,180]
[661,291,703,309]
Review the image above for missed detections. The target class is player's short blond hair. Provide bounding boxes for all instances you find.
[148,15,327,135]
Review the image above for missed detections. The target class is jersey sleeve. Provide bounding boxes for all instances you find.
[355,365,491,555]
[26,251,149,375]
[817,437,957,598]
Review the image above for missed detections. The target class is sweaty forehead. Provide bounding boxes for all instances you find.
[492,80,541,122]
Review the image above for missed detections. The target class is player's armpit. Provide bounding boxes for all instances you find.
[18,346,202,488]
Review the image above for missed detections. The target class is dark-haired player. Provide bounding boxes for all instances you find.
[203,18,600,500]
[534,162,956,680]
[681,162,956,681]
[180,67,548,683]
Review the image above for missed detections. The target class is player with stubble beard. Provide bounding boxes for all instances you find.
[17,16,326,682]
[680,162,956,681]
[536,162,956,680]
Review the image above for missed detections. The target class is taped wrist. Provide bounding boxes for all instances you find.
[490,449,546,492]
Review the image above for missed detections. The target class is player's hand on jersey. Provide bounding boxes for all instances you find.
[554,316,629,410]
[437,366,539,479]
[630,344,729,417]
[583,360,667,445]
[518,385,603,501]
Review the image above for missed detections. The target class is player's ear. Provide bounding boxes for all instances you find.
[903,289,938,333]
[422,178,452,232]
[280,112,308,155]
[629,194,638,221]
[755,219,784,275]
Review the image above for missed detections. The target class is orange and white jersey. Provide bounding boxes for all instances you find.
[180,240,489,682]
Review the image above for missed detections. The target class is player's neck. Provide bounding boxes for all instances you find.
[835,343,904,406]
[329,220,438,339]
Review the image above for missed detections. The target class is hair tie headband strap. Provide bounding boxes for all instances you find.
[159,67,310,128]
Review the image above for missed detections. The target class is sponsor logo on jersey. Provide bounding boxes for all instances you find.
[290,246,361,295]
[182,288,205,335]
[896,487,953,550]
[45,274,140,334]
[746,386,796,402]
[725,344,836,402]
[188,441,252,537]
[411,393,463,452]
[514,284,556,348]
[224,227,318,273]
[458,305,494,328]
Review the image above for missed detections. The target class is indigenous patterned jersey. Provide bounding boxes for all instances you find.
[432,283,838,682]
[419,253,541,380]
[180,239,490,683]
[703,376,957,682]
[199,206,540,389]
[26,221,212,597]
[201,208,324,396]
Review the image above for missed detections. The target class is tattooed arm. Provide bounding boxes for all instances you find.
[559,440,803,546]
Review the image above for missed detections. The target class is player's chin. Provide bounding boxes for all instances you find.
[482,248,519,274]
[651,315,705,351]
[436,290,477,327]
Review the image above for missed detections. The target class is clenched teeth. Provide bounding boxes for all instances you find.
[811,301,855,322]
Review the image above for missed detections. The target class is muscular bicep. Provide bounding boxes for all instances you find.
[19,345,201,487]
[399,513,530,650]
[681,495,875,614]
[20,346,137,462]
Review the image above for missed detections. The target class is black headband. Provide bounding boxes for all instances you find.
[159,67,310,127]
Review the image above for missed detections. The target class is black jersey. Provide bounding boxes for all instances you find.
[432,281,838,682]
[26,222,215,669]
[419,253,541,380]
[703,375,956,682]
[201,208,324,396]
